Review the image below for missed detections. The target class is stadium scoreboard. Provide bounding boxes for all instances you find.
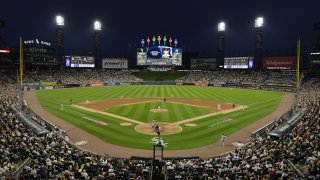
[224,57,254,69]
[65,56,95,67]
[137,46,182,66]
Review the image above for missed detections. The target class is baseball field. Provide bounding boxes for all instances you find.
[35,85,284,150]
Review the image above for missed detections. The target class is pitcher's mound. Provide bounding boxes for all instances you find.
[135,122,182,135]
[150,109,168,113]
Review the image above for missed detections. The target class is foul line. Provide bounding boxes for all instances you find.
[72,105,144,125]
[173,106,247,125]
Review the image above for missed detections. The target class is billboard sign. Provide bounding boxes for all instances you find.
[102,58,128,69]
[65,56,95,68]
[224,57,254,69]
[262,56,296,70]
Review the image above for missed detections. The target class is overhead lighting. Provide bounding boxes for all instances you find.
[94,20,102,31]
[255,17,264,28]
[56,15,64,26]
[218,21,225,32]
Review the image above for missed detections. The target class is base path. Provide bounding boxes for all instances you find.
[24,91,294,159]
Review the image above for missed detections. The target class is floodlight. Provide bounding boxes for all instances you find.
[56,15,64,26]
[218,22,225,32]
[255,17,264,28]
[94,20,102,31]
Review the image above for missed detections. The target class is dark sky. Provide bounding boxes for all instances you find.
[1,0,319,52]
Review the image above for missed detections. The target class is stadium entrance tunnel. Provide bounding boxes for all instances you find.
[135,122,182,135]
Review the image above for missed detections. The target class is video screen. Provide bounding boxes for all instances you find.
[224,57,254,69]
[65,56,95,67]
[137,46,182,66]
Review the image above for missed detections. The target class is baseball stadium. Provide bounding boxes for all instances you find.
[1,2,320,179]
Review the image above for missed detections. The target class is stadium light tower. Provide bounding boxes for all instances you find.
[255,17,264,28]
[254,16,264,49]
[56,15,64,26]
[218,21,226,32]
[94,20,102,31]
[217,21,226,68]
[93,20,102,68]
[56,15,65,68]
[254,16,264,69]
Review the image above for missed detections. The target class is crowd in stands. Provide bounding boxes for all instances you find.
[0,69,319,179]
[22,69,300,87]
[176,70,297,86]
[264,71,297,86]
[0,70,150,179]
[23,69,142,84]
[165,78,320,179]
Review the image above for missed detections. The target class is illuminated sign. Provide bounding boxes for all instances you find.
[137,46,182,66]
[0,49,10,53]
[262,57,296,70]
[24,39,51,46]
[65,56,95,68]
[224,57,254,69]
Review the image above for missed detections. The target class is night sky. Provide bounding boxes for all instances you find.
[1,0,319,52]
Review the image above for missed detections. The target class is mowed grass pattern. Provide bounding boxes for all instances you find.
[106,102,212,123]
[35,86,284,150]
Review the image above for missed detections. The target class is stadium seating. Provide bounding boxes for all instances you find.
[0,69,319,179]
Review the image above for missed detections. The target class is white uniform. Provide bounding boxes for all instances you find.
[60,104,64,110]
[217,104,221,111]
[220,134,226,147]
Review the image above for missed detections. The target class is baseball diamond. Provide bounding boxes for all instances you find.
[26,85,290,153]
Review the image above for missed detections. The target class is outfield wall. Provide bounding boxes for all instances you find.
[21,80,296,93]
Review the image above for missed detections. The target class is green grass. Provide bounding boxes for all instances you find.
[106,101,212,123]
[35,86,284,150]
[132,71,187,81]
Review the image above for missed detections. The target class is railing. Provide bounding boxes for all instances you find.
[9,158,31,179]
[287,159,304,178]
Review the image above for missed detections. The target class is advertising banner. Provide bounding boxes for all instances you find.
[90,82,104,87]
[119,82,131,86]
[106,82,116,86]
[195,83,208,86]
[40,82,57,86]
[102,58,128,69]
[262,56,297,70]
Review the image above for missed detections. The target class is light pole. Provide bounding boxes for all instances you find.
[217,21,226,68]
[254,16,264,69]
[94,20,102,68]
[56,15,64,69]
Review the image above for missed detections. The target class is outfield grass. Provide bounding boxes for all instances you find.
[106,101,212,123]
[35,86,284,150]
